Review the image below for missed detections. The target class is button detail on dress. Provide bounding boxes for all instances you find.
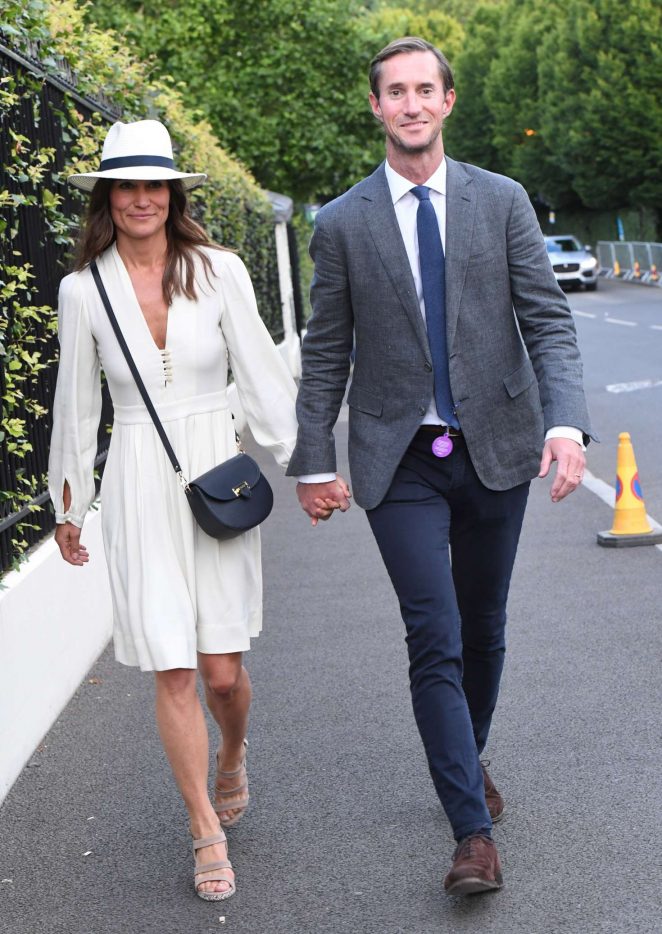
[160,348,173,385]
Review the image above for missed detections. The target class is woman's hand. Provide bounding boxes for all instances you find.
[296,475,351,526]
[54,522,89,566]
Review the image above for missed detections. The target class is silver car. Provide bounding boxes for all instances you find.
[544,234,598,291]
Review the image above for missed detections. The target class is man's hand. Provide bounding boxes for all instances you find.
[296,476,351,526]
[538,438,585,502]
[54,522,89,566]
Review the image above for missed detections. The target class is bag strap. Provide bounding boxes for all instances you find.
[90,259,189,488]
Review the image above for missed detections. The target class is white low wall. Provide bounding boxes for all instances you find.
[0,510,112,804]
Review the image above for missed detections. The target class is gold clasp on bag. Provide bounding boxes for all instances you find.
[232,481,250,497]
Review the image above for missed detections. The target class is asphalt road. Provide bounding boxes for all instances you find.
[569,278,662,521]
[1,281,661,934]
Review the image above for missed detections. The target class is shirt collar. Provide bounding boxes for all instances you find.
[385,158,447,204]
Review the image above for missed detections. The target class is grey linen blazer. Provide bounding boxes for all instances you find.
[287,158,593,510]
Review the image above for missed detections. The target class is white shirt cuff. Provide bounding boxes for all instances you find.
[297,473,337,484]
[545,426,585,450]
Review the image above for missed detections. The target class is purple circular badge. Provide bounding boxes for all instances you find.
[432,435,454,458]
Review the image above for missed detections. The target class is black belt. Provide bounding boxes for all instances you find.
[418,425,463,438]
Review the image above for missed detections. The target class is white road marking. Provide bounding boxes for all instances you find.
[605,379,662,393]
[573,309,596,318]
[605,317,637,327]
[582,469,662,554]
[651,325,662,331]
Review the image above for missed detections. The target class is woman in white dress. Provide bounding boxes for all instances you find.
[48,120,318,900]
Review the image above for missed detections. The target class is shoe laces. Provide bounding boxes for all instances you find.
[453,834,492,860]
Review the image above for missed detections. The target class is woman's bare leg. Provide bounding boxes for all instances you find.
[198,652,252,823]
[154,667,233,896]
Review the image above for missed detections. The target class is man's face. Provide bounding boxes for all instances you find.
[369,51,455,155]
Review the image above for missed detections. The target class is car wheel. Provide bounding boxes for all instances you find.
[585,282,598,292]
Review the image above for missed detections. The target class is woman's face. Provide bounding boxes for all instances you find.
[109,179,170,242]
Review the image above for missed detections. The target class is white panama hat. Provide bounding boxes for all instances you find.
[67,119,207,192]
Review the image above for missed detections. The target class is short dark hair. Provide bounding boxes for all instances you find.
[369,37,454,99]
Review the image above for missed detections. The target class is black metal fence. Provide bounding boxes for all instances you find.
[1,44,120,574]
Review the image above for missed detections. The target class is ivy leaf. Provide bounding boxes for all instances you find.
[42,189,62,209]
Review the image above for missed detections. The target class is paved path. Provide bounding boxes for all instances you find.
[1,417,660,934]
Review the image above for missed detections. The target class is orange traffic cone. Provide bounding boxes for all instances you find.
[613,259,621,277]
[597,432,662,547]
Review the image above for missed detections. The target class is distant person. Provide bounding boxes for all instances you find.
[288,37,593,895]
[49,120,298,901]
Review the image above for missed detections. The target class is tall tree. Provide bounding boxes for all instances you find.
[363,4,464,60]
[443,3,505,173]
[483,0,576,208]
[377,0,501,25]
[449,0,662,215]
[88,0,383,201]
[537,0,662,211]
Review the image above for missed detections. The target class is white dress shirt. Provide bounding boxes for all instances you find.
[299,159,582,483]
[386,159,449,425]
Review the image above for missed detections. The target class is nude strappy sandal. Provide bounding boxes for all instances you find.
[192,830,236,901]
[214,738,249,828]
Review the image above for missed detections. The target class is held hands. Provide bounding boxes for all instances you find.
[54,522,89,566]
[538,438,585,502]
[296,475,352,526]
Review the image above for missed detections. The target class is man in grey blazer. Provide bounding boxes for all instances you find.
[287,37,593,895]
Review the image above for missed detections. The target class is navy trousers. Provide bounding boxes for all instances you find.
[366,429,530,841]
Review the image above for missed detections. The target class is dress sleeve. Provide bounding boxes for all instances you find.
[48,273,102,527]
[218,253,298,468]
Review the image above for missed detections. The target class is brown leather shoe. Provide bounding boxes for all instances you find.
[443,834,503,896]
[481,760,505,823]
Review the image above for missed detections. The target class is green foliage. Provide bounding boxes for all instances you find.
[536,0,662,212]
[446,0,662,225]
[482,0,576,207]
[291,210,315,320]
[376,0,500,26]
[539,205,659,246]
[364,4,464,60]
[87,0,383,201]
[443,3,504,171]
[0,262,57,459]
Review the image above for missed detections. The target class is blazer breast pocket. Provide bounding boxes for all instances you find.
[347,383,383,417]
[466,246,501,268]
[503,362,536,399]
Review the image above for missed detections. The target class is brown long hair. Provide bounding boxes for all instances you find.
[73,179,224,304]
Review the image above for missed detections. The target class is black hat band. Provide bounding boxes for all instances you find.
[99,155,176,171]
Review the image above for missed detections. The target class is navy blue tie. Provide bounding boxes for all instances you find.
[411,185,459,428]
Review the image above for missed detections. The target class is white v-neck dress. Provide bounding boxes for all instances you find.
[48,244,298,671]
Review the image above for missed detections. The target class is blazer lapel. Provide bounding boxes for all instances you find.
[360,165,430,354]
[444,157,475,349]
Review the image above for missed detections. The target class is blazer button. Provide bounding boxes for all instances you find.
[424,362,432,371]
